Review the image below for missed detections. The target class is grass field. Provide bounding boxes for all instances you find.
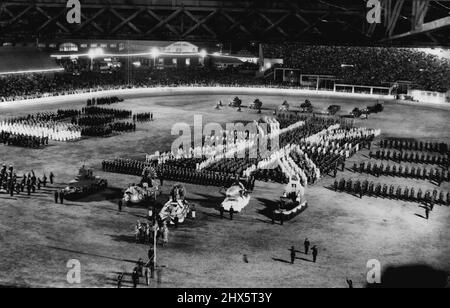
[0,92,449,288]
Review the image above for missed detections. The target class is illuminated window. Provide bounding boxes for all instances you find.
[186,58,191,66]
[90,44,98,48]
[80,44,88,48]
[172,58,178,65]
[59,42,78,52]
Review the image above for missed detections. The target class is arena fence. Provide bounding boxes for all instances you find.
[0,85,396,107]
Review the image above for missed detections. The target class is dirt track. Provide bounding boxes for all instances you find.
[0,93,449,288]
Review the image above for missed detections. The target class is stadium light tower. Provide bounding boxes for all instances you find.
[88,48,104,70]
[199,49,208,58]
[199,49,208,66]
[150,47,160,68]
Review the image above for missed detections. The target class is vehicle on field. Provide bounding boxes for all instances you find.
[278,100,290,111]
[63,166,108,200]
[159,184,191,225]
[249,99,263,112]
[275,176,307,220]
[327,105,341,115]
[229,97,242,108]
[220,181,250,213]
[122,167,159,206]
[300,100,313,113]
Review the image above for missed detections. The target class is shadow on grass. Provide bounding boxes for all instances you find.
[272,258,291,264]
[414,213,427,220]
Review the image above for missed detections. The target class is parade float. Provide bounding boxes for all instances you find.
[220,181,251,213]
[122,167,159,206]
[248,99,263,112]
[278,100,290,111]
[275,176,307,220]
[229,96,242,108]
[159,183,191,225]
[62,166,108,200]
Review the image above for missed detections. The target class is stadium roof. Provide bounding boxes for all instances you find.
[0,46,62,75]
[0,0,449,47]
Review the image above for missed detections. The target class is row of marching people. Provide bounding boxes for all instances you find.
[369,150,448,166]
[102,158,154,176]
[333,178,450,206]
[0,120,81,142]
[155,164,256,190]
[379,139,449,155]
[1,131,49,148]
[0,164,55,197]
[352,161,449,186]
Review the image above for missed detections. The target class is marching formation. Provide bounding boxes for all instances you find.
[379,139,449,155]
[352,161,449,186]
[0,96,154,148]
[334,177,450,207]
[0,164,53,197]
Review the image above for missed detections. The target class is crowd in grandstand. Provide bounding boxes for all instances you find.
[263,44,450,92]
[1,45,448,102]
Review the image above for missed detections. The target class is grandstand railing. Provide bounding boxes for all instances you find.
[0,85,396,107]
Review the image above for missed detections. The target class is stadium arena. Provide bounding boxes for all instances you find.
[0,0,449,289]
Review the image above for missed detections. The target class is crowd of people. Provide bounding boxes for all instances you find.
[81,122,136,137]
[369,150,449,166]
[1,44,449,103]
[133,113,153,122]
[352,161,449,186]
[102,158,153,176]
[334,178,450,208]
[379,139,449,155]
[86,96,123,106]
[263,44,450,92]
[0,118,81,145]
[82,106,132,119]
[0,131,48,148]
[0,164,54,197]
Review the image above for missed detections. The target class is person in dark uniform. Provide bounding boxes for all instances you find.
[59,190,64,204]
[425,205,430,220]
[220,206,224,219]
[49,172,54,185]
[117,273,123,288]
[304,238,310,255]
[290,246,296,264]
[229,206,234,220]
[118,200,122,212]
[132,267,139,288]
[346,278,353,288]
[54,190,59,204]
[312,246,318,263]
